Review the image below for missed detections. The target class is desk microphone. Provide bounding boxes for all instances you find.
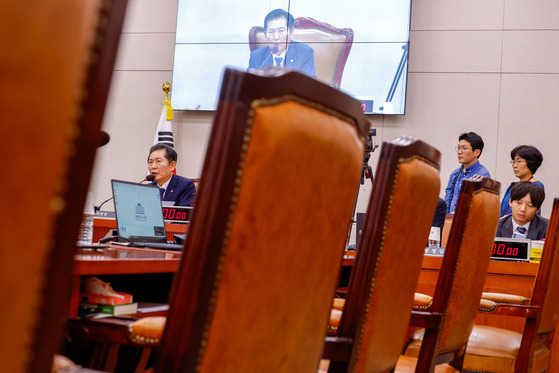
[258,46,278,70]
[94,175,156,212]
[98,130,110,148]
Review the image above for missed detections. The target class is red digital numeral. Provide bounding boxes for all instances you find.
[497,243,505,255]
[492,243,519,257]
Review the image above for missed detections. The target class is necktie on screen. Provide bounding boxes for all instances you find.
[513,226,526,239]
[160,188,165,200]
[275,57,283,67]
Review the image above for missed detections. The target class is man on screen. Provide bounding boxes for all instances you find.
[495,181,548,240]
[248,9,316,78]
[148,144,196,207]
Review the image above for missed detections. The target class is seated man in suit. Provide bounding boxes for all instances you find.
[431,198,447,243]
[496,181,548,240]
[148,144,196,206]
[248,8,316,78]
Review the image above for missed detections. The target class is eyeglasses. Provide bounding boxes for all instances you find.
[510,160,526,165]
[454,145,471,152]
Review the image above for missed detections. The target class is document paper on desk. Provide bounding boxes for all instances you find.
[111,179,183,250]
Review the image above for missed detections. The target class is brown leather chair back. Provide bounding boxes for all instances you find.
[0,1,127,371]
[155,68,370,373]
[534,198,559,334]
[333,137,441,373]
[430,176,501,356]
[249,17,354,88]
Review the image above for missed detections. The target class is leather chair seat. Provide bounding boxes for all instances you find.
[394,355,458,373]
[318,357,459,373]
[406,325,550,373]
[463,325,550,373]
[413,292,433,310]
[404,328,453,358]
[128,316,166,345]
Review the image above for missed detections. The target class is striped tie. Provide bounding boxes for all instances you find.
[513,226,526,239]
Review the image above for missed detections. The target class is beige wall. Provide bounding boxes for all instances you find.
[91,0,559,227]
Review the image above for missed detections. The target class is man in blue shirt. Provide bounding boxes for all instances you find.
[444,132,491,214]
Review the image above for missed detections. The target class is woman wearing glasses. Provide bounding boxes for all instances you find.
[500,145,544,217]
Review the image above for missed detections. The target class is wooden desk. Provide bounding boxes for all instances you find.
[70,247,181,318]
[417,255,537,332]
[342,251,538,331]
[92,218,188,243]
[342,252,559,368]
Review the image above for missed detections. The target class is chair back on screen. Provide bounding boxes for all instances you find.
[155,68,369,373]
[402,176,501,372]
[249,17,354,88]
[323,137,441,373]
[0,1,127,371]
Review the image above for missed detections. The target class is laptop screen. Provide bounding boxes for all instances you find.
[111,179,167,243]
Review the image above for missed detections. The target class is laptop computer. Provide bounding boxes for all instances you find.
[111,179,183,250]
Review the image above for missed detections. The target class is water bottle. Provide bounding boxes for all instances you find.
[77,192,95,245]
[77,214,94,245]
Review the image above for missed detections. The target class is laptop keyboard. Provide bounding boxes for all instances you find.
[143,242,184,251]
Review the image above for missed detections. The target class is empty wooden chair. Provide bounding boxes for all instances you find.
[323,136,442,372]
[0,0,128,371]
[156,67,370,372]
[400,176,501,372]
[462,197,559,373]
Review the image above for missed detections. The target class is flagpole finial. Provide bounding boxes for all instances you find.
[162,82,171,94]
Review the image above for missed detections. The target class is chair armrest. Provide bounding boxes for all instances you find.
[65,317,139,345]
[477,303,540,318]
[323,336,353,361]
[478,298,497,311]
[409,310,442,328]
[128,316,166,345]
[413,292,433,310]
[332,298,345,310]
[481,292,528,305]
[328,309,343,335]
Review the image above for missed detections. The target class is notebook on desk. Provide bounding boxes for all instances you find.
[111,179,184,250]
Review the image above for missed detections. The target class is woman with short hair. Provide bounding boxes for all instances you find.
[500,145,544,217]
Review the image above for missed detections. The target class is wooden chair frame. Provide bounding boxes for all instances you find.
[465,197,559,372]
[323,136,442,373]
[2,1,128,371]
[156,67,370,372]
[405,176,502,372]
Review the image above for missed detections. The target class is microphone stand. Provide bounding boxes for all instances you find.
[346,130,378,249]
[94,197,113,213]
[380,45,408,112]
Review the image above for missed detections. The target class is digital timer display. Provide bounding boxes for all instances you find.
[162,206,193,223]
[491,238,530,262]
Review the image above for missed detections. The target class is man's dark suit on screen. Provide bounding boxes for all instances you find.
[495,214,549,240]
[153,174,196,207]
[248,41,316,78]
